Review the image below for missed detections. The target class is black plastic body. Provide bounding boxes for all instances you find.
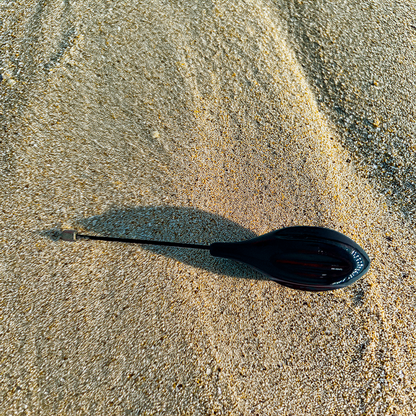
[210,226,370,291]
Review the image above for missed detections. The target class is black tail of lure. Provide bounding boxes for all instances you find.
[210,226,370,291]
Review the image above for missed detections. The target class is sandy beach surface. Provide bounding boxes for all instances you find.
[1,1,416,414]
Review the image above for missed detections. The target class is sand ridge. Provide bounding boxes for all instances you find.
[1,0,416,414]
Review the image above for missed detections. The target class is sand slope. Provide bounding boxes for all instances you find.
[1,0,416,414]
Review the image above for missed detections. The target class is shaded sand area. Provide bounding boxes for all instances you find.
[1,0,416,414]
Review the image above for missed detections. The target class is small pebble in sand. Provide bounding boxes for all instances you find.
[151,130,160,139]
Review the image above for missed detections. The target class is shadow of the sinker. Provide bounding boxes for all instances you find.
[49,206,269,281]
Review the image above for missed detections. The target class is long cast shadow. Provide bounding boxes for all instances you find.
[46,206,268,281]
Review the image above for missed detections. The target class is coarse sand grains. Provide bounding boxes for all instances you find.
[1,0,416,414]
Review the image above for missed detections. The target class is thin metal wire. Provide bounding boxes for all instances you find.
[76,234,211,250]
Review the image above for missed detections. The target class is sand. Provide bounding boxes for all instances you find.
[1,0,416,414]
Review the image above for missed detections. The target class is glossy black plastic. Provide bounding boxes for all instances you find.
[210,226,370,291]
